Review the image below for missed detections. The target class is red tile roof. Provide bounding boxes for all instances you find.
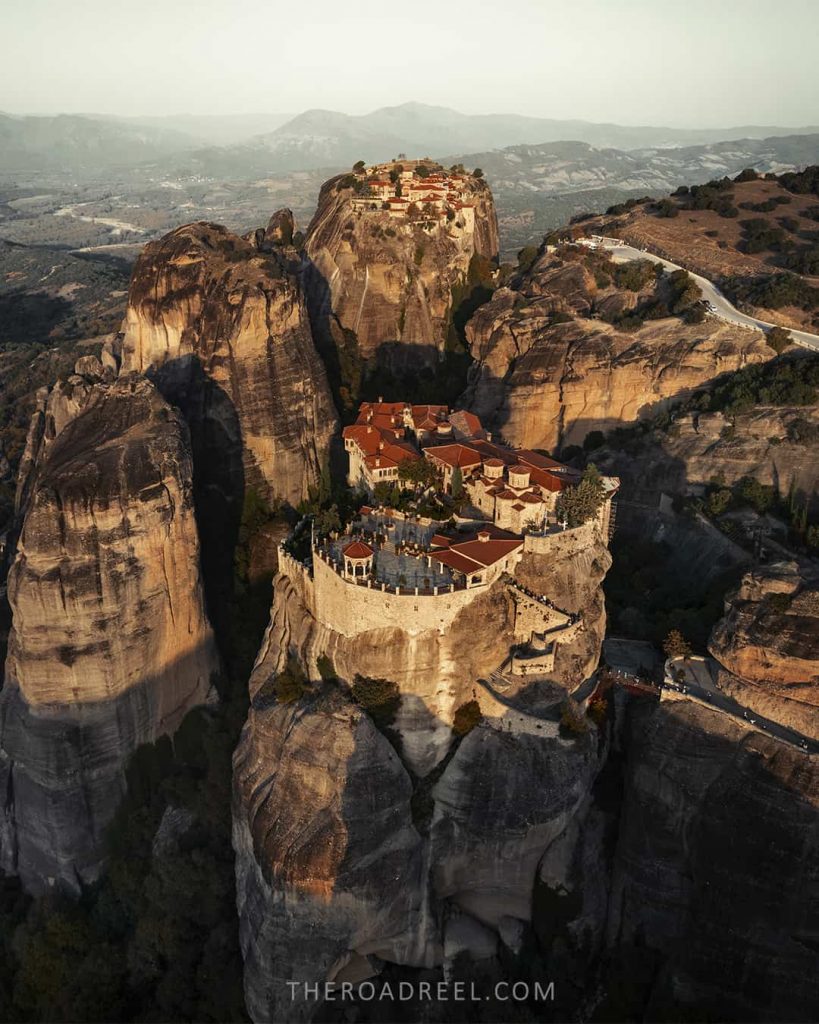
[423,444,483,470]
[343,541,373,559]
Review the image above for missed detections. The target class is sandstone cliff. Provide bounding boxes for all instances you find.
[595,403,819,506]
[463,249,770,451]
[233,524,611,1020]
[608,698,819,1021]
[708,562,819,738]
[120,218,338,509]
[0,371,218,892]
[303,171,498,393]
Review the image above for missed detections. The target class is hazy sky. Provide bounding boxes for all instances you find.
[2,0,817,127]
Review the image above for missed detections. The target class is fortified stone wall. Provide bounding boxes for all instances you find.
[311,554,486,639]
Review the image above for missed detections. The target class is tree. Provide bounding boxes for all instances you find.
[451,465,463,499]
[706,488,732,517]
[517,245,539,274]
[555,464,605,527]
[663,629,692,660]
[353,160,366,172]
[415,164,430,179]
[398,458,438,489]
[583,430,605,452]
[273,656,307,703]
[313,504,341,537]
[766,326,792,354]
[472,168,484,179]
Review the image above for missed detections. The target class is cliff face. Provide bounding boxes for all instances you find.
[609,699,819,1022]
[120,219,338,509]
[708,562,819,738]
[233,526,611,1021]
[0,371,218,892]
[303,172,498,386]
[594,404,819,505]
[463,251,770,451]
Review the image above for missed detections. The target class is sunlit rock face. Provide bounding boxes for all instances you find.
[233,524,611,1021]
[120,218,339,510]
[463,251,769,451]
[709,561,819,738]
[0,373,218,893]
[303,169,499,393]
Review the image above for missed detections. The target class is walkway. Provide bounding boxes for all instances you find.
[664,656,816,753]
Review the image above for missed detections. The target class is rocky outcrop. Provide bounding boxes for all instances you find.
[463,251,770,451]
[595,404,819,506]
[303,172,498,385]
[120,219,338,510]
[609,699,819,1021]
[0,373,218,893]
[708,562,819,738]
[233,526,611,1020]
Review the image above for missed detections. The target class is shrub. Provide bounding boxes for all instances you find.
[767,592,792,613]
[472,168,484,179]
[656,198,679,218]
[663,629,692,660]
[766,326,793,354]
[452,700,482,736]
[352,676,401,728]
[613,259,656,291]
[272,656,307,704]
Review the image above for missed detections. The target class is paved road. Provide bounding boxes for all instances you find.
[583,238,819,355]
[664,658,817,754]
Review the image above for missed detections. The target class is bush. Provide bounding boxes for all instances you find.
[767,592,792,613]
[452,700,482,736]
[352,676,401,728]
[766,326,793,354]
[613,260,656,292]
[663,629,692,659]
[273,656,307,704]
[655,198,679,218]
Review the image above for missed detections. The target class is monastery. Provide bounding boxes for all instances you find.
[342,399,617,536]
[347,160,477,228]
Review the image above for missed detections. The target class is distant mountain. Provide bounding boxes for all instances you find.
[3,103,819,181]
[116,112,295,147]
[236,102,819,174]
[439,134,819,257]
[0,113,196,173]
[443,134,819,198]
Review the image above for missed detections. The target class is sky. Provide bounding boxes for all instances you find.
[1,0,818,128]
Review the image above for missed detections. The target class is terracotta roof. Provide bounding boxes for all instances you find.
[450,537,522,568]
[495,489,517,500]
[512,503,525,511]
[448,409,485,439]
[484,458,504,468]
[430,533,452,549]
[343,540,373,559]
[430,549,484,576]
[509,464,530,475]
[422,444,483,470]
[521,492,543,504]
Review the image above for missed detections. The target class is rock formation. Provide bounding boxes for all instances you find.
[708,562,819,738]
[120,218,338,510]
[463,249,770,451]
[233,523,610,1020]
[609,698,819,1021]
[0,369,218,892]
[303,169,498,392]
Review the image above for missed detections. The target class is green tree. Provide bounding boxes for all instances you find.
[472,168,484,178]
[766,326,792,354]
[706,488,732,517]
[398,458,438,489]
[313,503,341,537]
[353,160,366,172]
[451,464,463,499]
[555,464,605,527]
[663,629,692,660]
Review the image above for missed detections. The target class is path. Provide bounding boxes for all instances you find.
[664,657,816,753]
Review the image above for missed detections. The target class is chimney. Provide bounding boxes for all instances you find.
[478,530,490,543]
[378,395,384,402]
[375,457,381,467]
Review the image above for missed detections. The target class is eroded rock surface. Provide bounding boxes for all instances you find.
[0,375,218,892]
[463,250,770,450]
[304,171,498,385]
[233,524,611,1020]
[709,562,819,738]
[609,699,819,1021]
[120,219,338,509]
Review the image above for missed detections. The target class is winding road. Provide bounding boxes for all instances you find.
[580,237,819,354]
